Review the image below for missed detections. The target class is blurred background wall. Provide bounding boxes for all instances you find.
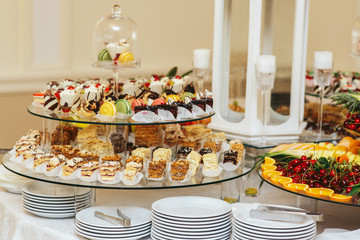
[1,0,360,147]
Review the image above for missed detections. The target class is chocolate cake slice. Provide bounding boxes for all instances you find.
[223,150,238,165]
[191,99,206,111]
[157,104,178,118]
[176,146,192,159]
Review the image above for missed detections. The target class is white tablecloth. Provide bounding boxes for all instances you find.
[0,180,360,240]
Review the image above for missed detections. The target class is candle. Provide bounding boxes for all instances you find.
[314,51,333,69]
[256,55,276,73]
[193,49,211,69]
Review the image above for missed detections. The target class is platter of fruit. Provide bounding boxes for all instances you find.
[259,137,360,206]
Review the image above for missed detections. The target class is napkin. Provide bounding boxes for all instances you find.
[316,228,360,240]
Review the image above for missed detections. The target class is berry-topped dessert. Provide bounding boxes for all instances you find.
[260,137,360,204]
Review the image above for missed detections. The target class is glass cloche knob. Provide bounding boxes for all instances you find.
[93,5,140,69]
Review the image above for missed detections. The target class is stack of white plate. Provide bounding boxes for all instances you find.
[0,165,32,194]
[22,181,92,218]
[232,203,316,240]
[151,196,232,240]
[75,206,152,240]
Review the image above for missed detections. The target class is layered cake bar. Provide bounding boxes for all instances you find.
[46,155,67,171]
[152,148,172,162]
[33,153,54,169]
[223,150,238,165]
[124,167,137,181]
[134,125,162,147]
[208,132,226,152]
[170,159,189,181]
[186,151,202,175]
[26,129,42,145]
[51,145,74,156]
[131,147,151,162]
[203,153,218,172]
[62,157,84,176]
[125,155,143,172]
[229,139,244,153]
[23,148,44,161]
[164,124,184,147]
[148,160,166,179]
[81,160,100,178]
[100,155,122,181]
[182,137,201,151]
[176,146,192,159]
[15,144,37,158]
[203,141,217,152]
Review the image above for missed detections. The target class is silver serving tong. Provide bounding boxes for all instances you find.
[94,210,131,227]
[257,205,324,222]
[117,209,131,226]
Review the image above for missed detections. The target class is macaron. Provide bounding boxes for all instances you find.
[115,99,132,114]
[98,49,112,61]
[151,98,166,106]
[131,98,145,111]
[119,52,134,63]
[99,102,117,116]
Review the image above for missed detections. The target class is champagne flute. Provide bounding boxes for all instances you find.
[256,55,276,145]
[314,51,333,138]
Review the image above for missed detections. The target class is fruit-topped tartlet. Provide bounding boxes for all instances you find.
[59,86,81,114]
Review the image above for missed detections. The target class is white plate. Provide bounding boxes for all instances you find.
[152,209,231,223]
[75,225,150,240]
[23,192,92,204]
[234,224,317,239]
[152,196,231,219]
[23,203,89,214]
[76,223,151,236]
[152,217,231,232]
[76,220,152,233]
[233,229,316,240]
[151,227,231,240]
[22,181,90,198]
[23,200,90,211]
[151,213,230,227]
[150,232,230,240]
[23,194,91,206]
[76,206,151,229]
[234,219,316,233]
[24,207,76,218]
[152,222,231,236]
[233,203,315,229]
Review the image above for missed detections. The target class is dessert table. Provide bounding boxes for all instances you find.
[1,178,360,240]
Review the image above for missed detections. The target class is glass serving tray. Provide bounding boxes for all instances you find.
[28,105,215,126]
[2,153,253,190]
[258,170,360,207]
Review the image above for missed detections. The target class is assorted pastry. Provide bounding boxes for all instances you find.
[31,73,213,122]
[9,126,245,185]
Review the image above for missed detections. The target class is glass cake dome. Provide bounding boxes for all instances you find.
[93,5,140,69]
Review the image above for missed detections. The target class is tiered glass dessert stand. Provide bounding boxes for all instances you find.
[1,106,253,209]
